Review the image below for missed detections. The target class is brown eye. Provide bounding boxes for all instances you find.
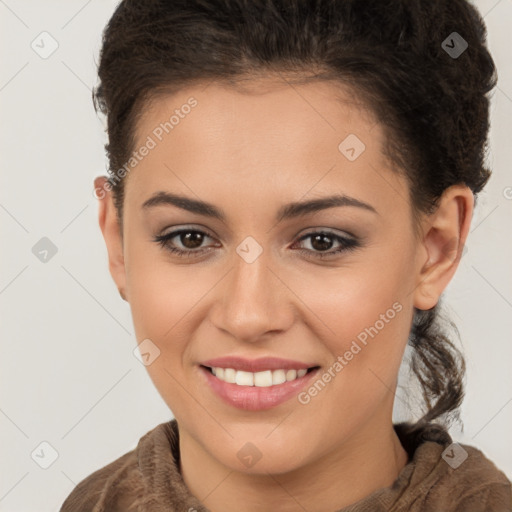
[309,233,335,251]
[179,231,206,249]
[294,231,360,259]
[153,228,218,257]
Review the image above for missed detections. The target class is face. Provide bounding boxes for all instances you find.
[99,78,452,474]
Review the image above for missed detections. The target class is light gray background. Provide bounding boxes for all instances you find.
[1,1,511,510]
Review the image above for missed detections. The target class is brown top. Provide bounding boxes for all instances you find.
[60,419,511,512]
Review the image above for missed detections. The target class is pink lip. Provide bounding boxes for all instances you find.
[200,356,318,373]
[198,365,321,411]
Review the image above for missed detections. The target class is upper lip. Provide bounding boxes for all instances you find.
[200,356,319,373]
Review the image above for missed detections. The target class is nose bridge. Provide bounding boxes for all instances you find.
[211,245,293,342]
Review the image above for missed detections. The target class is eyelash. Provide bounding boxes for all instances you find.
[153,228,361,260]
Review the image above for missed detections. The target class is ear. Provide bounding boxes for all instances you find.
[413,184,474,310]
[94,176,128,302]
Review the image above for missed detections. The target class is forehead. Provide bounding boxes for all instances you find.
[124,78,409,220]
[134,77,380,151]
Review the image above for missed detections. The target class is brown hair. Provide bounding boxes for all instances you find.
[92,0,497,427]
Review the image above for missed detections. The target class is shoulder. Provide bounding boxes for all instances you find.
[59,422,173,512]
[442,443,512,510]
[393,422,512,511]
[59,449,140,511]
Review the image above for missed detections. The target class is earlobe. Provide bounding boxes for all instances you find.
[413,185,474,311]
[94,176,128,302]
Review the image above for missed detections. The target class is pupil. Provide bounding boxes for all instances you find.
[181,232,203,249]
[311,234,333,251]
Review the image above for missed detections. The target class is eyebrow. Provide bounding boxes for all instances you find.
[142,191,378,222]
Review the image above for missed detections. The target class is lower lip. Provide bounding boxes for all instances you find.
[198,365,321,411]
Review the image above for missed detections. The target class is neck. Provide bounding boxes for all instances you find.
[178,413,408,512]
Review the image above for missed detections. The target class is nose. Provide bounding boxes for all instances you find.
[209,249,295,343]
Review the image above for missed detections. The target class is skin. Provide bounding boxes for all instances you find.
[95,77,473,511]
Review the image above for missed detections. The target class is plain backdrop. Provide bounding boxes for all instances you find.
[0,1,511,510]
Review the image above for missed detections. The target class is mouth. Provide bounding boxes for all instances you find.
[200,364,320,387]
[198,363,321,411]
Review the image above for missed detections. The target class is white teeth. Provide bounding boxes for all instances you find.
[208,366,313,386]
[255,370,273,387]
[286,369,297,381]
[272,369,286,385]
[235,370,254,386]
[224,368,236,383]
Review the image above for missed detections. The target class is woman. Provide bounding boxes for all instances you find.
[60,0,511,510]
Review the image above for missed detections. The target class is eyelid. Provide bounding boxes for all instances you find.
[295,226,357,240]
[159,224,216,237]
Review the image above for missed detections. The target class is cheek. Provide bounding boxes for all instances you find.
[126,246,205,347]
[290,255,414,393]
[294,259,410,341]
[126,255,212,414]
[295,276,412,426]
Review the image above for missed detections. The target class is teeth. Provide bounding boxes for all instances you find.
[272,369,286,385]
[209,366,312,386]
[235,370,254,386]
[224,368,236,383]
[286,369,297,381]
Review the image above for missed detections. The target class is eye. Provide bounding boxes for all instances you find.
[153,228,219,258]
[153,227,361,260]
[292,230,360,259]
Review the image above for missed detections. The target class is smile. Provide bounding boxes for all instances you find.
[205,366,317,387]
[198,364,321,411]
